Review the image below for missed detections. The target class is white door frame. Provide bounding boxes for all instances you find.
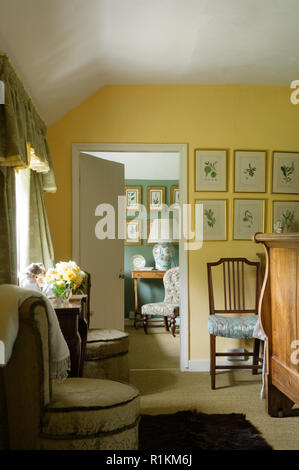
[72,143,189,371]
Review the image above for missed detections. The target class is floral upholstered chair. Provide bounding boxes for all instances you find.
[141,267,180,336]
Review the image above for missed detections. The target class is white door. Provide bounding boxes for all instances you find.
[79,153,124,330]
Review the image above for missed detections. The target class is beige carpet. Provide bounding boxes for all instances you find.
[126,325,299,450]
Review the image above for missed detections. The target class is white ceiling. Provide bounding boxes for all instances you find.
[84,152,180,180]
[1,0,299,125]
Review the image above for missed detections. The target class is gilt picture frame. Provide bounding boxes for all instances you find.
[195,199,227,241]
[125,186,142,211]
[195,149,227,191]
[233,199,265,240]
[272,201,299,233]
[147,186,165,212]
[234,150,266,193]
[272,151,299,194]
[125,219,142,245]
[170,186,180,210]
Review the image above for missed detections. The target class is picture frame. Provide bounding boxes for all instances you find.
[272,151,299,194]
[195,199,227,241]
[195,149,227,191]
[272,201,299,233]
[170,186,180,210]
[233,199,265,240]
[147,186,165,212]
[124,219,142,245]
[234,150,266,193]
[125,186,142,211]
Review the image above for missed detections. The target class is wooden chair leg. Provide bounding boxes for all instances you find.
[170,315,176,337]
[252,338,260,375]
[210,335,216,389]
[143,315,148,335]
[164,316,169,331]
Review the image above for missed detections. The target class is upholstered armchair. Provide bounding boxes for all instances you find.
[141,267,180,336]
[0,296,140,450]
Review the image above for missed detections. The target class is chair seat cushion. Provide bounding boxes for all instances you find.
[41,378,140,439]
[141,302,179,317]
[208,315,259,339]
[85,329,129,360]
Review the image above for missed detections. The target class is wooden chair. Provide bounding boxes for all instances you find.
[207,258,262,389]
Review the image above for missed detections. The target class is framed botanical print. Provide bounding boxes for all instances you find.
[234,150,266,192]
[195,200,227,240]
[147,187,165,212]
[195,149,227,191]
[125,186,141,211]
[170,186,180,209]
[272,151,299,194]
[233,199,265,240]
[272,201,299,233]
[125,219,142,245]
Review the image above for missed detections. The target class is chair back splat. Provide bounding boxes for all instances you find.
[207,258,260,315]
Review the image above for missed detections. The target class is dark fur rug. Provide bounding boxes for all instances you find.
[139,410,272,450]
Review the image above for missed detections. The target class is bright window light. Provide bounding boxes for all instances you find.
[15,169,30,279]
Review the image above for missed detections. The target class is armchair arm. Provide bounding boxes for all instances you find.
[3,297,51,449]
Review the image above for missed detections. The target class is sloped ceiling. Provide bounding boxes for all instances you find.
[1,0,299,125]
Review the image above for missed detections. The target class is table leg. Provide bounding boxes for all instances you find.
[143,315,148,334]
[134,278,138,328]
[78,317,88,377]
[68,336,81,377]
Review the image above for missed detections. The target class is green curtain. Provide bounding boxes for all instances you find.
[0,52,56,282]
[0,53,56,192]
[0,167,17,284]
[16,169,54,272]
[28,171,54,270]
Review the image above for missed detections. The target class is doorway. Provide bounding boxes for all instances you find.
[72,143,189,371]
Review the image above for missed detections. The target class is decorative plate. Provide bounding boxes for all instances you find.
[131,254,146,269]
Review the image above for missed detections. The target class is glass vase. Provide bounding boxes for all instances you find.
[54,287,72,306]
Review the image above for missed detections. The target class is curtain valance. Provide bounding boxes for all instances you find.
[0,52,56,192]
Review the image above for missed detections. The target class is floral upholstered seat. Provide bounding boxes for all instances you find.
[208,315,259,339]
[141,267,180,336]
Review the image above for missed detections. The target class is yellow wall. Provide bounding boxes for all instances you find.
[46,85,299,361]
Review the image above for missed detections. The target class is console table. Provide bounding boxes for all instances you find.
[52,296,88,377]
[254,233,299,417]
[131,269,166,330]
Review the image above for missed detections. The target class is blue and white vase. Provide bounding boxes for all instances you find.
[152,243,174,270]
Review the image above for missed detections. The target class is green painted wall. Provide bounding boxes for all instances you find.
[124,179,179,317]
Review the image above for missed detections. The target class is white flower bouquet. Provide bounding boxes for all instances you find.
[46,261,86,303]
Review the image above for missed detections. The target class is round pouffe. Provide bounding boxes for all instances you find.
[40,378,140,450]
[83,329,130,383]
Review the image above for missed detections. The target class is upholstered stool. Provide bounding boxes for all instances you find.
[40,378,140,450]
[83,329,130,383]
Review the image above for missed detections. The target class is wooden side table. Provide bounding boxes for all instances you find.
[131,269,166,331]
[52,296,88,377]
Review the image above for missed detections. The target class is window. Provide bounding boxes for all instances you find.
[15,169,30,279]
